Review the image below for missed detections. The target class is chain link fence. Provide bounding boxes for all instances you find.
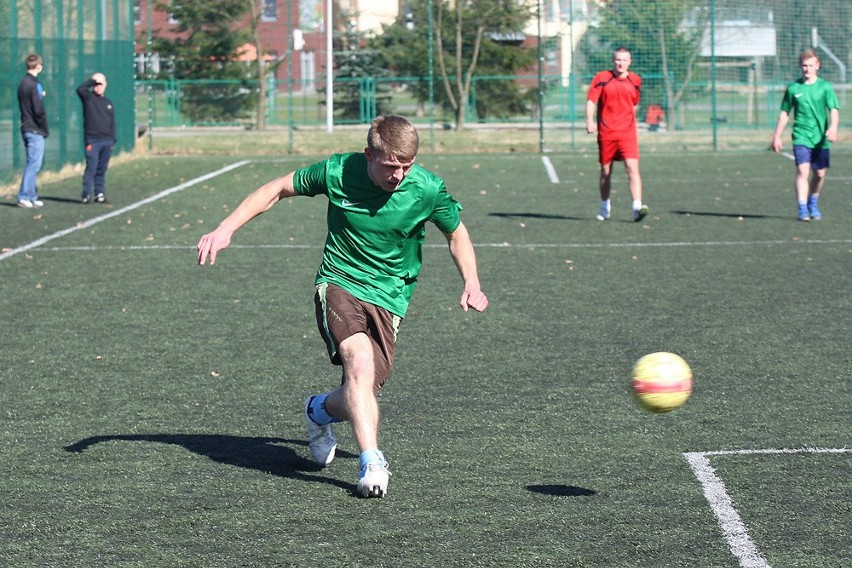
[4,0,850,181]
[1,0,136,184]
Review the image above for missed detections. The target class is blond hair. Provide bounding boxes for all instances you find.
[367,115,419,162]
[800,49,819,64]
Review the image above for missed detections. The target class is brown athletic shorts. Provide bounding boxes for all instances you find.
[314,282,401,394]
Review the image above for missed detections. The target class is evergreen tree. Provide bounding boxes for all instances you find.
[372,0,536,129]
[151,0,256,124]
[331,17,393,122]
[579,0,706,131]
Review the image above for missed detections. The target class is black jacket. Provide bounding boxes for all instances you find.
[77,79,116,141]
[18,73,49,137]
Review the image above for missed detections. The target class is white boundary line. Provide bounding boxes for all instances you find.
[0,160,250,263]
[683,447,851,568]
[19,238,852,255]
[468,239,852,249]
[541,156,560,183]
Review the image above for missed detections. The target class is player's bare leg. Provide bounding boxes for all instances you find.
[795,163,812,221]
[625,158,648,222]
[808,167,827,220]
[596,162,613,220]
[324,333,390,497]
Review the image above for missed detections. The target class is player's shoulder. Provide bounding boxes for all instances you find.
[815,76,836,89]
[326,151,363,166]
[409,162,442,183]
[403,163,446,193]
[315,151,365,176]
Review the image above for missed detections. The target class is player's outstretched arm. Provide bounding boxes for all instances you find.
[197,172,298,265]
[443,222,488,313]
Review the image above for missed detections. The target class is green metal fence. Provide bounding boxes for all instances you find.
[1,0,136,185]
[127,0,851,152]
[134,73,847,132]
[5,0,848,172]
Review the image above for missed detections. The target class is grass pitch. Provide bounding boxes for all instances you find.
[1,149,850,567]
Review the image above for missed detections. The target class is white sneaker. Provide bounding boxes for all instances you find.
[32,199,44,207]
[357,461,390,498]
[304,396,337,465]
[17,199,33,208]
[633,204,649,222]
[596,204,611,221]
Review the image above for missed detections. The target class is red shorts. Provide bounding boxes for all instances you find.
[598,134,639,164]
[314,282,400,394]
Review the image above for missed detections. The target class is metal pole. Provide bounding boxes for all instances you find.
[11,0,19,167]
[428,0,434,148]
[537,0,543,153]
[326,0,333,132]
[147,0,153,150]
[287,0,294,153]
[710,0,717,151]
[569,0,575,149]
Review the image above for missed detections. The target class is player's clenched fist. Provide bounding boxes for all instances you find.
[461,289,488,313]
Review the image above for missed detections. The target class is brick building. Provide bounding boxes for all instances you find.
[133,0,403,92]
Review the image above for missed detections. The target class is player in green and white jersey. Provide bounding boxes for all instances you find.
[772,49,840,221]
[197,115,488,497]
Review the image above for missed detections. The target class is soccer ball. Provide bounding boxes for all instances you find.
[631,352,693,413]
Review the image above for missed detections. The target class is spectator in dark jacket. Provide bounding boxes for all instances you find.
[17,53,49,208]
[77,72,116,204]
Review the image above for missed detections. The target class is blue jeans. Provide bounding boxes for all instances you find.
[18,131,45,202]
[82,138,114,198]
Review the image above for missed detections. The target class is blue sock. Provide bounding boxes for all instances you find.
[359,449,386,470]
[808,195,819,207]
[307,393,340,425]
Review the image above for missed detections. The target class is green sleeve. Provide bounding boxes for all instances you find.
[779,87,794,114]
[292,159,329,196]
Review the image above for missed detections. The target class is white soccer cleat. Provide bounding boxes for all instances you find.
[304,397,337,466]
[357,462,390,498]
[633,204,649,222]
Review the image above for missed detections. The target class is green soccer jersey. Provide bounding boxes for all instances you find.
[292,152,462,317]
[780,77,840,148]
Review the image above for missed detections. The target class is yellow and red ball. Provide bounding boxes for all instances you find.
[631,352,693,413]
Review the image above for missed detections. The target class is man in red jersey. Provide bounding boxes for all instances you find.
[586,47,649,222]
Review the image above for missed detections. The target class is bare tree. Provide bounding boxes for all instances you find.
[434,0,532,130]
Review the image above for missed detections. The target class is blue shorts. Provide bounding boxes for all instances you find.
[793,145,830,169]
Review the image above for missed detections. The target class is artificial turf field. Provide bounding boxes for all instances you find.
[1,150,849,567]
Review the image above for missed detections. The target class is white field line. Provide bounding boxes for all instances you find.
[467,239,852,248]
[0,160,250,263]
[541,156,560,183]
[683,447,851,568]
[23,238,852,254]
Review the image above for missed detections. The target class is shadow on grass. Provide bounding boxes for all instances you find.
[670,209,771,219]
[64,433,358,493]
[41,195,91,205]
[489,212,579,221]
[1,196,105,207]
[527,484,597,497]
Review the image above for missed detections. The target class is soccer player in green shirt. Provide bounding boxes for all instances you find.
[197,115,488,498]
[772,49,840,221]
